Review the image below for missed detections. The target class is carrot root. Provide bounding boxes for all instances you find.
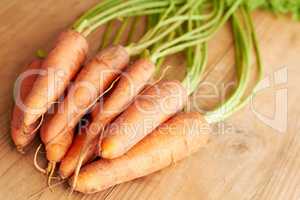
[70,134,99,192]
[16,145,25,154]
[47,161,57,188]
[24,114,44,135]
[33,144,47,174]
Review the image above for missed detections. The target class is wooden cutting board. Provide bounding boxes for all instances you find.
[0,1,300,199]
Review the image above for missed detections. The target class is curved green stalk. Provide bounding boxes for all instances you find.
[74,0,186,36]
[154,31,176,76]
[205,5,264,123]
[205,13,250,123]
[126,0,201,55]
[73,0,122,31]
[127,17,139,43]
[113,18,130,45]
[72,0,257,122]
[182,1,208,95]
[101,21,114,49]
[149,0,222,61]
[182,43,208,95]
[218,6,264,121]
[83,2,171,36]
[151,0,244,61]
[139,0,176,44]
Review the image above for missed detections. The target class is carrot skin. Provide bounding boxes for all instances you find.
[44,130,74,162]
[59,58,154,178]
[40,45,129,145]
[11,60,42,151]
[23,30,88,127]
[100,80,188,159]
[59,131,98,179]
[90,103,100,120]
[88,58,155,137]
[71,112,211,193]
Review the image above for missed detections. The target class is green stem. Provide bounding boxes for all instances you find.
[205,4,263,123]
[154,31,176,76]
[151,0,223,60]
[73,0,122,30]
[113,18,130,45]
[101,20,114,49]
[152,0,244,60]
[77,0,185,36]
[126,0,201,56]
[220,6,264,120]
[128,17,139,43]
[205,12,249,123]
[182,2,209,95]
[140,2,175,44]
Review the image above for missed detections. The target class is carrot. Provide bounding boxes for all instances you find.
[43,130,74,164]
[11,60,42,152]
[70,112,211,193]
[90,103,100,120]
[41,45,129,147]
[62,58,155,179]
[89,58,155,138]
[100,80,187,159]
[39,45,128,178]
[59,130,97,179]
[69,1,262,192]
[23,30,88,128]
[38,111,74,184]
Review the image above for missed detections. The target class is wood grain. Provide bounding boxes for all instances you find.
[0,1,300,200]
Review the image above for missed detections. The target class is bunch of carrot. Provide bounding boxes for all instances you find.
[11,0,264,195]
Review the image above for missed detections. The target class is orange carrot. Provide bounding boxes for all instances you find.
[41,45,129,147]
[43,130,74,164]
[100,80,187,159]
[39,112,74,183]
[11,60,42,152]
[23,30,88,128]
[71,112,211,193]
[40,45,128,178]
[60,58,154,179]
[89,58,155,139]
[90,103,100,120]
[59,131,98,179]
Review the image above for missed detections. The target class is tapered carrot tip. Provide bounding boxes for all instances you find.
[100,138,121,159]
[16,145,25,154]
[60,174,67,180]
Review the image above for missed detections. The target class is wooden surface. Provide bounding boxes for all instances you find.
[0,1,300,200]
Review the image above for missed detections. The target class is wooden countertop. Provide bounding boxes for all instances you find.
[0,1,300,199]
